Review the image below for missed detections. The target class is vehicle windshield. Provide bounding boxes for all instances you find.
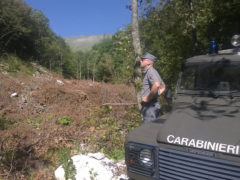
[180,59,240,94]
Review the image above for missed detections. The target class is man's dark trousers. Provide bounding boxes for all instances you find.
[141,100,161,122]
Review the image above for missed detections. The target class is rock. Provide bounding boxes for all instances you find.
[56,80,64,86]
[55,152,127,180]
[33,71,40,77]
[2,71,8,75]
[10,92,18,97]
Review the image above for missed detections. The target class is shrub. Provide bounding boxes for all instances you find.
[0,117,14,130]
[58,117,73,126]
[59,148,76,180]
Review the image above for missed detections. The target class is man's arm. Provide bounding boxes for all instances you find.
[158,82,166,95]
[142,81,161,102]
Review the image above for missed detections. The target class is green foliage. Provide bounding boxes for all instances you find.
[95,53,114,82]
[0,117,14,130]
[0,0,75,78]
[26,118,41,130]
[0,54,35,75]
[124,107,142,130]
[135,79,142,92]
[108,149,125,161]
[59,147,76,180]
[25,115,57,129]
[73,27,135,83]
[1,0,239,88]
[58,117,73,126]
[64,35,113,52]
[70,1,240,85]
[89,168,98,180]
[25,115,47,129]
[103,105,112,113]
[83,106,141,160]
[138,0,240,86]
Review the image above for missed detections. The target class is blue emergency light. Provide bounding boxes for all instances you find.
[209,40,218,54]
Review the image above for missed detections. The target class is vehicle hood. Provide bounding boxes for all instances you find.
[157,97,240,150]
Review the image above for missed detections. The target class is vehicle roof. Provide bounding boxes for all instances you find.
[186,49,240,64]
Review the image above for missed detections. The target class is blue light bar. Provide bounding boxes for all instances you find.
[209,40,218,54]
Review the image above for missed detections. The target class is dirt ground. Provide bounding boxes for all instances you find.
[0,65,139,179]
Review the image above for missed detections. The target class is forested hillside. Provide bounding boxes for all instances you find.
[63,34,112,52]
[0,0,240,179]
[0,0,74,77]
[1,0,239,84]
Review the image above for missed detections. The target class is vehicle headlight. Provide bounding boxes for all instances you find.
[139,149,154,167]
[125,142,156,176]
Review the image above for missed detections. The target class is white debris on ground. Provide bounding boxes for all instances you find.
[55,152,128,180]
[56,79,64,86]
[10,92,18,97]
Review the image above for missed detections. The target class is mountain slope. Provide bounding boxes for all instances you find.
[63,34,112,52]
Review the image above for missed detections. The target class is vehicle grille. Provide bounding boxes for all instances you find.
[158,147,240,180]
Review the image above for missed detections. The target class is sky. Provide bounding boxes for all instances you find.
[24,0,132,37]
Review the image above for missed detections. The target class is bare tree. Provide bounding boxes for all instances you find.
[183,0,198,53]
[189,0,198,53]
[131,0,143,110]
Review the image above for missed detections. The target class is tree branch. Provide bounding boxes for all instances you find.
[102,102,137,106]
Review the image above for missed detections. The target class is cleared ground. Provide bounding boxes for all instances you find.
[0,65,141,179]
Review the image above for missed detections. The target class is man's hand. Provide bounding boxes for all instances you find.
[142,96,148,102]
[142,82,164,103]
[158,82,166,95]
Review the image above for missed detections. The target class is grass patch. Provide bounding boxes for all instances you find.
[0,117,14,130]
[59,147,76,180]
[26,116,44,130]
[0,54,35,75]
[107,148,125,161]
[42,147,76,180]
[25,114,56,129]
[83,106,142,160]
[58,117,73,126]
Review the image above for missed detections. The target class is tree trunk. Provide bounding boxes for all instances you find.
[80,62,82,80]
[87,62,89,79]
[189,0,198,54]
[92,62,96,82]
[77,58,81,80]
[59,49,62,75]
[131,0,143,111]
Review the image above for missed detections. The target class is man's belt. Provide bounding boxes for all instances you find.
[141,99,158,106]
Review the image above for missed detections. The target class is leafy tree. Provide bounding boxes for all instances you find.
[111,27,135,83]
[0,0,32,55]
[0,0,75,77]
[1,0,239,84]
[137,0,240,88]
[96,53,114,82]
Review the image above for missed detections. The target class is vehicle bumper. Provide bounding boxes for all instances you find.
[127,171,156,180]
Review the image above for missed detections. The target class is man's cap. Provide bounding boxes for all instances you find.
[141,52,157,62]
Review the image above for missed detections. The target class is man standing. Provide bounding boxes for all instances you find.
[140,52,165,122]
